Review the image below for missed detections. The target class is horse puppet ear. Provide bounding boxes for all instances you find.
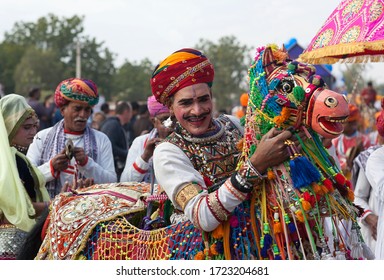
[262,47,276,77]
[281,44,288,53]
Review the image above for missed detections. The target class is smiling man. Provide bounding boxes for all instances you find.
[27,78,117,198]
[151,48,293,234]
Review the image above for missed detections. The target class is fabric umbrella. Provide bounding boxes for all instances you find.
[299,0,384,64]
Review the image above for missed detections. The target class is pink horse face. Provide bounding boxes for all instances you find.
[259,46,349,139]
[306,88,350,138]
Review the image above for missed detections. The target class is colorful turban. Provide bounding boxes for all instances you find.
[147,95,169,117]
[54,78,99,108]
[347,103,360,122]
[150,48,215,105]
[0,94,36,142]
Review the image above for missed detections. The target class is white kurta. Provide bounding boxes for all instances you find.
[27,127,117,195]
[120,129,156,183]
[153,115,245,232]
[365,146,384,259]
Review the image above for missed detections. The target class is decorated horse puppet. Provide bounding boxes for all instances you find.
[28,44,372,260]
[237,44,373,260]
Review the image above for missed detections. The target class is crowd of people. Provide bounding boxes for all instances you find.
[1,47,384,260]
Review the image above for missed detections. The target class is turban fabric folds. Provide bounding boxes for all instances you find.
[55,78,99,108]
[147,95,169,117]
[150,48,214,105]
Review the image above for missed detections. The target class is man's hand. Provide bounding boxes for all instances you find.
[249,128,293,173]
[73,147,88,166]
[51,149,70,172]
[365,213,378,240]
[142,137,161,162]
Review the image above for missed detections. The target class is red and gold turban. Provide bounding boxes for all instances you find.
[54,78,99,108]
[150,48,214,105]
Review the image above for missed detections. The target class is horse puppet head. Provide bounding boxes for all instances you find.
[245,44,349,139]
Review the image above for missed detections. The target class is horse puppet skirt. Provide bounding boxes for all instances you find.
[35,45,372,260]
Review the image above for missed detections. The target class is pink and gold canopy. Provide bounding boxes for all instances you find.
[299,0,384,64]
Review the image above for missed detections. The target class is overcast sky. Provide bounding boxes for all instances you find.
[1,0,384,85]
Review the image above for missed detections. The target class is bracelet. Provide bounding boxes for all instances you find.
[246,158,265,178]
[230,172,253,193]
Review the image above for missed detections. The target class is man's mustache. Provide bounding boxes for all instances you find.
[183,110,211,121]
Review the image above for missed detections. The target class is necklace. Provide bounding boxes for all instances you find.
[11,144,28,154]
[176,120,225,144]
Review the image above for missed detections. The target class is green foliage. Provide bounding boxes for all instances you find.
[0,42,24,93]
[13,47,64,94]
[195,36,252,112]
[112,58,154,102]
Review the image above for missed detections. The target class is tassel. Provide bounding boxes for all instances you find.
[347,188,355,202]
[273,221,282,234]
[362,243,375,260]
[321,184,329,194]
[300,198,312,211]
[334,173,346,185]
[295,209,304,223]
[286,140,321,189]
[335,251,347,260]
[311,182,324,195]
[284,213,297,233]
[351,244,363,259]
[322,178,334,192]
[321,253,335,260]
[267,169,276,180]
[289,156,321,189]
[273,211,282,233]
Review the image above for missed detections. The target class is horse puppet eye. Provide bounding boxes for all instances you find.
[324,96,338,108]
[280,80,294,93]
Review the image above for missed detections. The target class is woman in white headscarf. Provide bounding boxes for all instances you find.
[0,94,50,260]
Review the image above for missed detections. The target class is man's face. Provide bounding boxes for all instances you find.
[153,112,173,138]
[171,83,213,136]
[61,102,92,132]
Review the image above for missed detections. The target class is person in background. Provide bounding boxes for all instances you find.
[133,103,154,138]
[123,101,139,147]
[352,109,384,255]
[361,81,377,108]
[365,108,384,259]
[91,111,106,130]
[0,94,50,259]
[27,87,56,131]
[332,103,371,181]
[151,48,295,234]
[100,102,110,116]
[120,95,172,183]
[27,78,116,199]
[100,101,132,180]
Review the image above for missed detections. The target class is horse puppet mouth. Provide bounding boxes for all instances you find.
[317,115,348,136]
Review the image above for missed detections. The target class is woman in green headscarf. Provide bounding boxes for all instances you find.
[0,94,50,260]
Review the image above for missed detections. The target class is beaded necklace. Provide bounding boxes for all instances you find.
[11,144,28,154]
[166,115,243,188]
